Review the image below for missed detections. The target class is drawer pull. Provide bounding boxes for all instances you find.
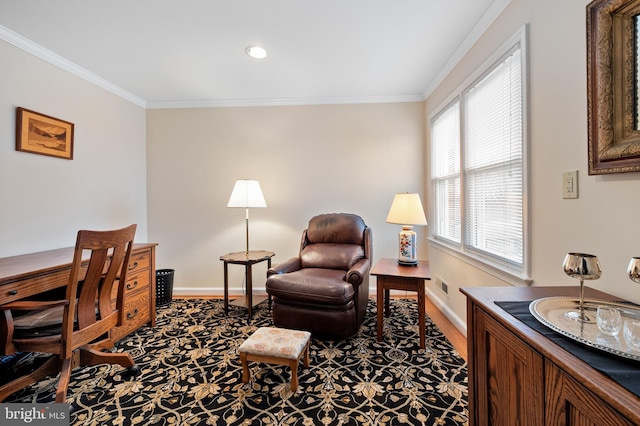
[8,290,18,296]
[128,261,139,271]
[126,281,139,291]
[127,309,139,320]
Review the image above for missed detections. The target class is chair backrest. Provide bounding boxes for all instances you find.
[300,213,368,270]
[62,224,136,357]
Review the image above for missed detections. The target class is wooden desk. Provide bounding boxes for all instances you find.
[371,258,431,349]
[220,250,275,319]
[461,285,640,426]
[0,243,158,342]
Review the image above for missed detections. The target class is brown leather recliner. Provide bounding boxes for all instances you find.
[265,213,372,339]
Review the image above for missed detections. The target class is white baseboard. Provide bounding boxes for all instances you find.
[173,285,467,336]
[424,287,467,336]
[173,286,267,297]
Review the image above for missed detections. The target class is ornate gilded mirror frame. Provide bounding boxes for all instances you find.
[587,0,640,174]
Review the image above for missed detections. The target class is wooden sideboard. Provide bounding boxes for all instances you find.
[461,286,640,426]
[0,243,158,343]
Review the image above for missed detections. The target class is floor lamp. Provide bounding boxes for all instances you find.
[227,180,267,256]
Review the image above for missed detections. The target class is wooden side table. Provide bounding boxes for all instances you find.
[371,258,431,349]
[220,250,275,319]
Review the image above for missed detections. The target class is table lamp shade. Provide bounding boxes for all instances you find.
[386,193,428,225]
[227,180,267,208]
[386,193,427,266]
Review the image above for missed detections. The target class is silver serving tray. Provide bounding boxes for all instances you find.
[529,297,640,362]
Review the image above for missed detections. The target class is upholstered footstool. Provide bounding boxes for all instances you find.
[239,327,311,391]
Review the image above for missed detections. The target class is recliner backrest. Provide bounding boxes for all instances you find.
[305,213,365,245]
[300,213,367,270]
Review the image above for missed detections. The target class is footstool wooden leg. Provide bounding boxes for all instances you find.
[289,359,299,391]
[240,352,250,384]
[303,341,310,367]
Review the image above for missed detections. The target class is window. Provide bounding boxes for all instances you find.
[430,28,528,280]
[432,100,461,244]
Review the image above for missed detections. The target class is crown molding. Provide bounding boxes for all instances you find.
[0,24,147,108]
[422,0,512,99]
[146,94,425,109]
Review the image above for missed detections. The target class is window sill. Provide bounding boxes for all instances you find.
[428,237,533,287]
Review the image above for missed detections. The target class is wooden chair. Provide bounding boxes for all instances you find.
[0,224,139,402]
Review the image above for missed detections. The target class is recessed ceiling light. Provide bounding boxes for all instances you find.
[246,46,267,59]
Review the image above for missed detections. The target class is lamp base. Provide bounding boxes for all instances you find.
[397,225,419,266]
[397,259,419,267]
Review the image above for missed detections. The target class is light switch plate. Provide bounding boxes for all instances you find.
[562,170,578,199]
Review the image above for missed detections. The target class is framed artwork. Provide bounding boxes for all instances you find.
[16,107,74,160]
[587,0,640,174]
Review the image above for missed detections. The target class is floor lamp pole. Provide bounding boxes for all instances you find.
[245,208,250,257]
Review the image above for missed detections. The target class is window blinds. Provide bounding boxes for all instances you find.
[431,100,461,244]
[430,42,524,270]
[463,46,523,265]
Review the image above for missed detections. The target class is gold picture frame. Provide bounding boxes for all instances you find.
[16,107,74,160]
[587,0,640,174]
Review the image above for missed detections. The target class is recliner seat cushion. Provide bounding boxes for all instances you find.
[300,244,364,270]
[266,269,355,306]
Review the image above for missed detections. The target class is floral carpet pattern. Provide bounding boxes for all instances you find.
[6,298,468,425]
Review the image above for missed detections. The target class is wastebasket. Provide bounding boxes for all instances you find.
[156,269,175,307]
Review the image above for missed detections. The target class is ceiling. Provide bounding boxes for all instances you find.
[0,1,508,108]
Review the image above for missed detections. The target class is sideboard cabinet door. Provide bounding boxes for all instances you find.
[545,362,635,426]
[474,305,544,426]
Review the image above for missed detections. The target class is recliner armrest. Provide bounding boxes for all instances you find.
[346,258,370,285]
[267,257,302,277]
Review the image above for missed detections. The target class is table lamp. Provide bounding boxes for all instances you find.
[386,193,428,266]
[227,180,266,256]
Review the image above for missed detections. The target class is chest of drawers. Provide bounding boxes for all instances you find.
[111,244,157,341]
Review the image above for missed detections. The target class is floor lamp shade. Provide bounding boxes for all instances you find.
[227,180,267,208]
[386,193,427,266]
[227,180,266,255]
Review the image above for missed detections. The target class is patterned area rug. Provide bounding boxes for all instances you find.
[6,298,468,425]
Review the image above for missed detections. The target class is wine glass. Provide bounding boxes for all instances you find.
[628,257,640,283]
[563,253,602,322]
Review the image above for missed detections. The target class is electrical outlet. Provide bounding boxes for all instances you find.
[562,170,578,199]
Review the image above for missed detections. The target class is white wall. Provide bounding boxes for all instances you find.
[0,40,148,256]
[425,0,640,330]
[146,103,426,294]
